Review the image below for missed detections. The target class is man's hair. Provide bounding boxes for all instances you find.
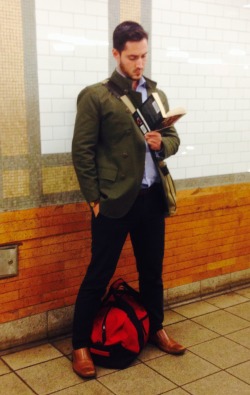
[113,21,148,52]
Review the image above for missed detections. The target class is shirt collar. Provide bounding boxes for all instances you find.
[137,76,147,88]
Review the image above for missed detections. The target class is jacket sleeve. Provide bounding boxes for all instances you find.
[156,89,181,159]
[72,87,101,202]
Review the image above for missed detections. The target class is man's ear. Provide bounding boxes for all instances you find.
[112,48,120,62]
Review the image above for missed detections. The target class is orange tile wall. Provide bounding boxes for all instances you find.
[0,183,249,325]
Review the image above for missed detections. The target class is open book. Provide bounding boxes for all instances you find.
[132,92,186,135]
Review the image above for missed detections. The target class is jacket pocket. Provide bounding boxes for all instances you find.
[98,166,117,182]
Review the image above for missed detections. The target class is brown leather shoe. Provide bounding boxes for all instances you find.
[72,348,96,378]
[149,329,186,355]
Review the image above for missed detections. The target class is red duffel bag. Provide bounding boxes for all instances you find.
[90,278,150,369]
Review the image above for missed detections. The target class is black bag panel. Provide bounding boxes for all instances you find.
[90,343,137,369]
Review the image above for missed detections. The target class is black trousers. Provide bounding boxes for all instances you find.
[72,184,166,349]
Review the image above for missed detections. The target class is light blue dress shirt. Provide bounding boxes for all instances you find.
[136,77,160,187]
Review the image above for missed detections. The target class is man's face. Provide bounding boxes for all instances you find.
[113,38,148,81]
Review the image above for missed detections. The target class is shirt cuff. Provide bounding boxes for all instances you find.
[155,146,165,159]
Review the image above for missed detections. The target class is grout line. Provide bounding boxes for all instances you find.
[0,289,249,395]
[224,364,250,387]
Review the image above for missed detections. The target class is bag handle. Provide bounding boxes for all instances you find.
[102,278,148,349]
[103,79,136,113]
[103,278,141,303]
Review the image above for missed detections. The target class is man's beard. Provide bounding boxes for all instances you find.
[119,62,142,81]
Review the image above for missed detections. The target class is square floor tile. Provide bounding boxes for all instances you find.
[226,301,250,321]
[163,309,187,325]
[163,320,218,348]
[205,292,248,308]
[138,342,165,361]
[17,357,83,395]
[0,359,11,375]
[192,310,249,335]
[2,343,62,370]
[173,301,218,318]
[52,380,114,394]
[145,351,219,386]
[162,389,190,395]
[190,336,250,369]
[235,286,250,299]
[226,327,250,349]
[183,371,250,395]
[95,364,120,378]
[52,337,72,356]
[227,360,250,385]
[0,373,34,395]
[98,363,176,395]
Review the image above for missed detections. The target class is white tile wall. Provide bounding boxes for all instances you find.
[35,0,108,154]
[36,0,250,180]
[152,0,250,179]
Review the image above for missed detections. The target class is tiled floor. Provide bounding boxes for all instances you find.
[0,286,250,395]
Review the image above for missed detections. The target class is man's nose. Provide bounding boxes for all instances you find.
[136,58,144,68]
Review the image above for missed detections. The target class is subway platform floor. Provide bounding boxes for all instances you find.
[0,286,250,395]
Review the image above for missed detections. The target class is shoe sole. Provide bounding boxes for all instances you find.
[149,340,186,355]
[73,368,96,379]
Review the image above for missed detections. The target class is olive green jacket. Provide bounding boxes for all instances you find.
[72,70,180,218]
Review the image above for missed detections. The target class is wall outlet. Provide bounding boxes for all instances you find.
[0,245,18,278]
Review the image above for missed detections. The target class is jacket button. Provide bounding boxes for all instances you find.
[121,173,126,179]
[122,152,128,158]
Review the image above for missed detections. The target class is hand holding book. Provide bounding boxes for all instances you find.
[144,131,162,151]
